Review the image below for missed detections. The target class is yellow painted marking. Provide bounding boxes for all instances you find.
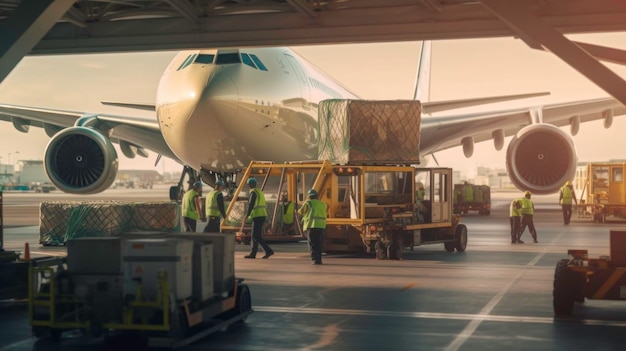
[592,268,626,299]
[401,283,417,291]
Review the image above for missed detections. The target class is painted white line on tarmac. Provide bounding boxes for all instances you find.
[253,305,626,327]
[444,228,567,351]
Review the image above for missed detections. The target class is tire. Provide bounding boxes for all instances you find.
[454,224,468,252]
[225,284,252,324]
[553,259,584,316]
[444,241,455,252]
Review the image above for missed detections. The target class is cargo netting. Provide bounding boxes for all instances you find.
[318,99,421,164]
[40,201,180,245]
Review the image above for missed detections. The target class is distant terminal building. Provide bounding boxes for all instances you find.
[17,160,48,185]
[0,163,15,184]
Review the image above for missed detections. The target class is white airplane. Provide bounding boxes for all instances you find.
[0,42,624,195]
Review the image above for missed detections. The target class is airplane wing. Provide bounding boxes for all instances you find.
[420,97,626,155]
[0,103,176,160]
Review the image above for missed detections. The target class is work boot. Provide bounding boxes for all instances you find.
[262,252,274,259]
[244,254,256,259]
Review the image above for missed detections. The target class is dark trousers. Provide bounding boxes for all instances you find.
[520,214,537,242]
[183,217,197,232]
[249,217,273,256]
[307,228,324,264]
[561,204,573,224]
[509,216,520,243]
[203,217,221,233]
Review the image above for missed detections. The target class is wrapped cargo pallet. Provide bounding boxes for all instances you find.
[318,99,421,164]
[40,201,180,245]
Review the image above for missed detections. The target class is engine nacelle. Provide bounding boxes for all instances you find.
[506,124,577,195]
[44,127,119,194]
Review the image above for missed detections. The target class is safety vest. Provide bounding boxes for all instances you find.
[561,186,574,205]
[205,190,221,217]
[300,199,327,230]
[510,199,521,217]
[182,189,200,220]
[280,201,294,225]
[416,189,425,201]
[249,188,268,218]
[520,197,534,215]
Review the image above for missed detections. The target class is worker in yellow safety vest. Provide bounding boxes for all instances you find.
[509,199,522,244]
[182,181,204,232]
[203,180,226,233]
[559,181,578,225]
[244,177,274,259]
[519,191,538,243]
[278,192,295,234]
[298,189,327,265]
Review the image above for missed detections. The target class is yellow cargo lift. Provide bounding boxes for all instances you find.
[574,162,626,222]
[222,160,467,256]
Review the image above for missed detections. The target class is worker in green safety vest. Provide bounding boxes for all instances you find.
[203,179,226,233]
[244,177,274,259]
[559,181,578,225]
[182,181,204,232]
[278,192,295,234]
[298,189,327,265]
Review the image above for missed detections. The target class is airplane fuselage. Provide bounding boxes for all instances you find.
[156,47,357,174]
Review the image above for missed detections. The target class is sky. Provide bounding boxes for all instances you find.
[1,32,626,176]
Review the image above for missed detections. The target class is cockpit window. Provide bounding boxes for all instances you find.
[215,53,242,64]
[177,54,197,71]
[241,53,258,69]
[194,54,215,64]
[250,54,268,71]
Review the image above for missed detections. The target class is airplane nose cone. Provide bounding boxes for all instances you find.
[157,65,240,170]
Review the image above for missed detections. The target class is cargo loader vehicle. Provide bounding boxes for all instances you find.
[221,160,467,258]
[553,229,626,316]
[573,162,626,222]
[28,233,251,348]
[453,183,491,216]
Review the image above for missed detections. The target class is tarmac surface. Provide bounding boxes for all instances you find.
[2,188,626,351]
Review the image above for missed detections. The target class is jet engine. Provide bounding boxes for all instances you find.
[44,127,119,194]
[505,123,576,195]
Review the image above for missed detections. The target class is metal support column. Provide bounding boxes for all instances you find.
[0,0,75,83]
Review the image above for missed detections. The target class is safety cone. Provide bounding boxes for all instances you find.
[22,242,30,261]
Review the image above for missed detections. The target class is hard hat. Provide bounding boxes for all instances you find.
[216,180,225,187]
[565,181,570,186]
[524,190,531,196]
[247,177,257,186]
[193,181,202,188]
[307,189,318,197]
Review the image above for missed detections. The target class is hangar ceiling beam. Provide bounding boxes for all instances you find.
[480,0,626,107]
[0,0,75,82]
[28,0,626,54]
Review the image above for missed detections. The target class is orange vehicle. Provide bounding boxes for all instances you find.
[574,162,626,222]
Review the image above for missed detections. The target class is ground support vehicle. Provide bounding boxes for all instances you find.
[222,160,467,257]
[1,190,66,301]
[28,233,251,349]
[574,162,626,222]
[553,229,626,316]
[453,184,491,216]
